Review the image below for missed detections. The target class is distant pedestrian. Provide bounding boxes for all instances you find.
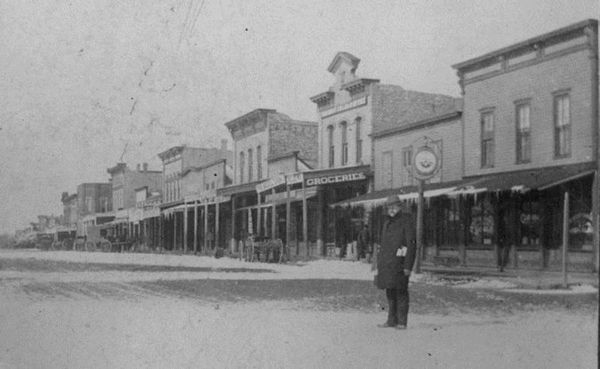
[356,224,371,261]
[374,195,416,329]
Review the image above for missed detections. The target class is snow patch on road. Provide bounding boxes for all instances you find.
[503,284,598,294]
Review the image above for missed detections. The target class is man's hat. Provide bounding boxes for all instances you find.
[385,195,402,206]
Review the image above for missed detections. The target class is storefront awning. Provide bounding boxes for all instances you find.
[265,187,318,205]
[162,204,186,216]
[458,162,596,194]
[330,163,596,209]
[331,180,465,208]
[218,179,267,197]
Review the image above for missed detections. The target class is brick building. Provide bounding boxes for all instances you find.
[106,162,162,211]
[452,19,598,271]
[75,182,113,236]
[220,109,318,254]
[309,52,457,256]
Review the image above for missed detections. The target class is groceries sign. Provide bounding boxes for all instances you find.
[305,171,367,186]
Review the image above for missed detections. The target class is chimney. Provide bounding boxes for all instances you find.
[136,163,141,172]
[143,163,148,172]
[221,139,228,150]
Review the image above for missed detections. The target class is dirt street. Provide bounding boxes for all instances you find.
[0,250,596,369]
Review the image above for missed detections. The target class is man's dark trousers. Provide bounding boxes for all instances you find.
[385,274,409,326]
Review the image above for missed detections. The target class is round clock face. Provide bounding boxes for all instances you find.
[413,147,439,178]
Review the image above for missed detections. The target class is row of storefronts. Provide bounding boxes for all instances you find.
[62,19,598,273]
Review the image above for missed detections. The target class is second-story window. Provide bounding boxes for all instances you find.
[327,125,335,168]
[341,121,348,165]
[554,93,571,158]
[248,148,253,182]
[355,117,362,164]
[256,145,262,179]
[402,147,412,168]
[516,102,531,163]
[239,151,245,183]
[481,111,495,168]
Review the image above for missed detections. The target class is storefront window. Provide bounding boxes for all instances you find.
[518,199,540,249]
[438,199,462,247]
[468,197,494,248]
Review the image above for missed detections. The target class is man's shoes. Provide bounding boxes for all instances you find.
[377,322,397,328]
[396,325,407,330]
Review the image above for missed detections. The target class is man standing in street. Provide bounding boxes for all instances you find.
[375,195,416,329]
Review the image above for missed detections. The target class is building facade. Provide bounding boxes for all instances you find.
[309,52,458,255]
[453,19,599,271]
[107,163,162,211]
[222,109,318,254]
[372,106,463,190]
[158,142,232,251]
[158,141,231,205]
[75,182,113,236]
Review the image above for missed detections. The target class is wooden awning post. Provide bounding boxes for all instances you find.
[271,189,277,240]
[286,183,292,255]
[183,202,188,253]
[215,201,220,250]
[415,179,425,273]
[173,211,177,251]
[302,181,308,256]
[231,196,236,254]
[562,190,569,289]
[257,193,262,237]
[193,200,198,253]
[204,202,209,253]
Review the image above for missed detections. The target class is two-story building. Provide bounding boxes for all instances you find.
[220,109,318,255]
[133,186,162,250]
[158,141,231,251]
[179,157,233,253]
[76,182,113,236]
[309,52,458,256]
[105,162,163,241]
[107,162,162,211]
[452,19,599,271]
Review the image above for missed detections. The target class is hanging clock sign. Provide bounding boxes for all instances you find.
[413,145,440,180]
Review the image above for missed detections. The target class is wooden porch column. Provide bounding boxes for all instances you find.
[159,214,163,251]
[263,203,268,238]
[183,202,188,253]
[271,189,277,240]
[562,190,570,288]
[286,184,292,255]
[458,197,467,266]
[215,201,220,249]
[193,200,198,253]
[257,193,262,237]
[173,212,177,251]
[204,202,209,253]
[302,181,308,256]
[316,186,324,256]
[231,196,236,253]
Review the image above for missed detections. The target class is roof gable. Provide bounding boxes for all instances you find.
[327,52,360,74]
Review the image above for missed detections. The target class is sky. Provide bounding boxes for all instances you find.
[0,0,597,233]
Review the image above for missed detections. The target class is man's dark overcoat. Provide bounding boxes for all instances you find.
[375,212,416,289]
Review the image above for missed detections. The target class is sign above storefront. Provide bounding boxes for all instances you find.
[256,175,286,193]
[305,171,367,187]
[285,172,304,185]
